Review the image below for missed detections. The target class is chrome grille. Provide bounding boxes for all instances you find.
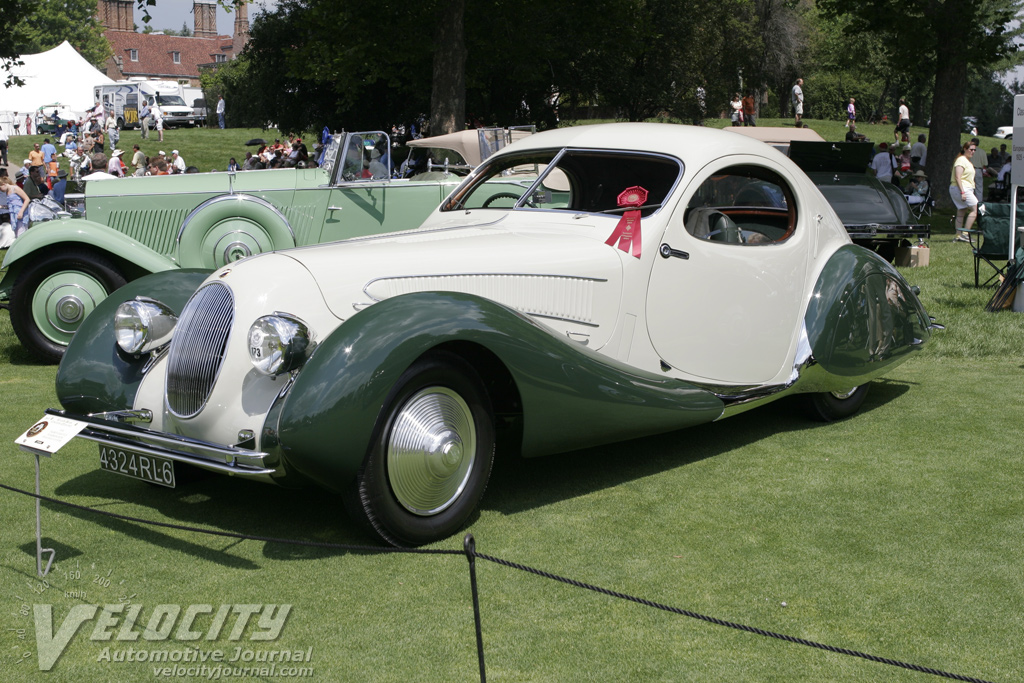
[166,283,234,418]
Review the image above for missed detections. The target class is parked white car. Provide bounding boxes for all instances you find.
[51,123,938,546]
[994,126,1013,139]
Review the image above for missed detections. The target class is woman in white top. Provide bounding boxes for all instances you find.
[730,94,742,126]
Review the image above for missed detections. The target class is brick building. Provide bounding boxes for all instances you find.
[98,0,250,87]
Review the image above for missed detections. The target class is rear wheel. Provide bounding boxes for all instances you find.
[10,249,127,363]
[346,351,495,546]
[805,385,870,422]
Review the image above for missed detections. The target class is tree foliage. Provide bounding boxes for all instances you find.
[817,0,1024,208]
[10,0,110,69]
[223,0,808,133]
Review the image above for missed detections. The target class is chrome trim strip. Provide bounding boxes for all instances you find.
[45,409,276,474]
[89,409,153,425]
[176,194,295,245]
[362,272,609,302]
[529,312,600,327]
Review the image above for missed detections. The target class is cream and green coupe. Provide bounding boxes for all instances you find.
[50,123,938,546]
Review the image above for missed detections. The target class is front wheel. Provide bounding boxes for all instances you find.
[346,351,495,546]
[9,249,127,363]
[804,385,870,422]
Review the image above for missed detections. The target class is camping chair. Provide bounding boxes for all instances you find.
[965,202,1019,287]
[907,186,933,219]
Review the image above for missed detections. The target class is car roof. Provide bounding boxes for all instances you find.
[496,122,787,164]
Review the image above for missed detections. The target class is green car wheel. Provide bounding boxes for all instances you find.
[347,350,495,547]
[10,249,127,363]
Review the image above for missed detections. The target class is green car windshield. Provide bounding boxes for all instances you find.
[442,148,682,217]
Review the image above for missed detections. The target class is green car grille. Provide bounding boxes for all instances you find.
[106,209,190,257]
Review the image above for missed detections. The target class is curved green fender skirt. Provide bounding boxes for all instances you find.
[804,244,932,379]
[56,269,212,415]
[277,292,725,490]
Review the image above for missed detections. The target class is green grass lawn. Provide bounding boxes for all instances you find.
[1,127,1024,682]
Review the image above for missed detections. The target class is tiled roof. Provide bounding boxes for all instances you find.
[106,31,237,80]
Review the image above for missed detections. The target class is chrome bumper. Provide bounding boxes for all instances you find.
[45,408,277,476]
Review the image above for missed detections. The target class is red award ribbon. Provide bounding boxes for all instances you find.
[605,186,648,259]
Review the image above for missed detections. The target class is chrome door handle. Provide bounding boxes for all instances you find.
[659,243,689,260]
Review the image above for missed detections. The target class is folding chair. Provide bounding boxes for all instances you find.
[965,203,1017,287]
[907,187,933,219]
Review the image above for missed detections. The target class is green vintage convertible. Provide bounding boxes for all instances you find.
[0,128,525,362]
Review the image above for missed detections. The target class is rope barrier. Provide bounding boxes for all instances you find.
[0,481,998,683]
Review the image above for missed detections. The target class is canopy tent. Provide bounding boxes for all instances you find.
[1,41,114,118]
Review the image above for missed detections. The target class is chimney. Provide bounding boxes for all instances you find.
[193,0,218,38]
[98,0,133,32]
[233,2,250,50]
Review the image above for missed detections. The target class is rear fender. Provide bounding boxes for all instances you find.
[804,244,932,380]
[277,291,724,490]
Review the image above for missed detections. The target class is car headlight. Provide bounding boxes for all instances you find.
[248,313,315,376]
[114,298,178,355]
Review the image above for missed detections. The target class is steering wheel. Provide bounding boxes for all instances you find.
[482,192,536,208]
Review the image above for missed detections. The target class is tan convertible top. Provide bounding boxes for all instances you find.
[406,127,534,167]
[723,126,825,144]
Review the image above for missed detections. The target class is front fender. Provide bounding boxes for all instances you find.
[0,219,176,298]
[277,292,725,490]
[805,244,932,379]
[56,269,211,415]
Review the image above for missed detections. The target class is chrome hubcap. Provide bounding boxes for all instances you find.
[55,294,85,324]
[830,386,859,400]
[387,387,476,516]
[223,241,253,263]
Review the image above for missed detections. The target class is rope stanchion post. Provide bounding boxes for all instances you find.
[464,533,486,683]
[30,450,55,577]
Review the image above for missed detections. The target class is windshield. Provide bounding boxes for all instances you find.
[333,131,392,182]
[442,148,682,217]
[155,95,187,107]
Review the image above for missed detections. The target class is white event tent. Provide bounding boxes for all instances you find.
[1,41,114,122]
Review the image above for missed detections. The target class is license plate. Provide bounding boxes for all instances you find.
[99,446,175,488]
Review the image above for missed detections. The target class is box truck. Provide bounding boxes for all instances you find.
[93,80,199,129]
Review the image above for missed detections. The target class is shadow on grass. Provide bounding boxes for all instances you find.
[43,380,908,557]
[484,378,911,517]
[51,469,380,565]
[17,537,85,564]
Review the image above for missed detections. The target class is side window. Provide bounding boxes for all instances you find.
[684,165,796,245]
[443,149,681,215]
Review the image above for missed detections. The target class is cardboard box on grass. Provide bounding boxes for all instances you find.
[895,244,930,267]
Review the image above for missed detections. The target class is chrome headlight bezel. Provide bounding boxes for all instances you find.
[247,313,315,376]
[114,297,179,355]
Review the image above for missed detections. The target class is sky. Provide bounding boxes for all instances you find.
[134,0,278,35]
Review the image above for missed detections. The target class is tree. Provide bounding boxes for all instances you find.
[10,0,110,69]
[429,0,466,135]
[818,0,1024,209]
